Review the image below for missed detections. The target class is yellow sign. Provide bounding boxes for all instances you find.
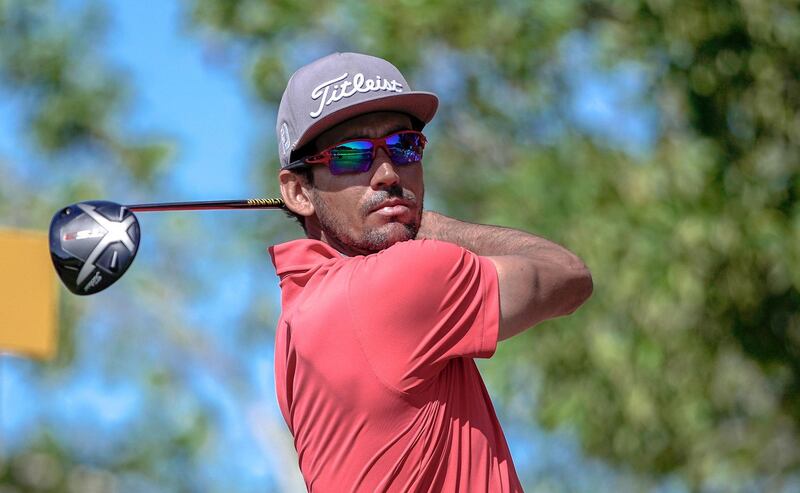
[0,229,58,359]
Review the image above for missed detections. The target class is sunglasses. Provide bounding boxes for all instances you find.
[290,130,427,175]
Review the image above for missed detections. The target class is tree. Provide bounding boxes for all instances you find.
[189,0,800,489]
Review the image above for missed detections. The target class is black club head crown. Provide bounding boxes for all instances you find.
[49,201,140,295]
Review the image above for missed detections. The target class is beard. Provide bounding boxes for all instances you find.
[312,184,422,254]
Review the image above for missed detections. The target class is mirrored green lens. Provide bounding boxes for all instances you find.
[329,141,373,174]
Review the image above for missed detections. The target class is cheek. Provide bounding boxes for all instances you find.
[401,166,424,198]
[312,187,368,227]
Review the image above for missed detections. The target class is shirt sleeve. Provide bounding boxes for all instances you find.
[347,239,500,394]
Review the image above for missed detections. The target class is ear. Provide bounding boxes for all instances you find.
[279,169,315,217]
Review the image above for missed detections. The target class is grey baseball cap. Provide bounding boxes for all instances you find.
[276,52,439,169]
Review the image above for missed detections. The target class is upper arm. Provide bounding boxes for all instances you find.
[487,254,593,341]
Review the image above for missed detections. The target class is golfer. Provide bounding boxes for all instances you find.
[269,52,593,492]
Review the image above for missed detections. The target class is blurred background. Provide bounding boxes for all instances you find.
[1,0,798,491]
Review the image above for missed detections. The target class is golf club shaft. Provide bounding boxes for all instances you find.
[126,198,285,212]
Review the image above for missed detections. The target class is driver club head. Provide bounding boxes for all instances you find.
[49,200,140,295]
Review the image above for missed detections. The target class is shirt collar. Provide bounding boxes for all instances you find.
[269,239,343,278]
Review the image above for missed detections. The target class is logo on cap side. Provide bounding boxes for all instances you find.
[279,122,291,157]
[309,72,404,119]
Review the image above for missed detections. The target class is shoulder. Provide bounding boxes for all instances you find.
[347,239,500,380]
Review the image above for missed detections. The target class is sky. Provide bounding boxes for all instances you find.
[103,0,263,198]
[0,1,666,491]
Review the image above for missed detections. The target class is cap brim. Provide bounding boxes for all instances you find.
[290,91,438,160]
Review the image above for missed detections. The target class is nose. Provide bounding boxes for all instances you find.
[369,148,400,189]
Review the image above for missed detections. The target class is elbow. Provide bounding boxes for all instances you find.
[562,265,593,316]
[577,266,594,306]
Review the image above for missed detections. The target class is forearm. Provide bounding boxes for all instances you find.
[417,211,582,265]
[417,210,593,339]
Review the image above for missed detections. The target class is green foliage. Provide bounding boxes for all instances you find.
[189,0,800,488]
[3,0,797,489]
[512,1,800,486]
[0,0,173,184]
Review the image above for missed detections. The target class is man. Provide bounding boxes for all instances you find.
[269,52,592,492]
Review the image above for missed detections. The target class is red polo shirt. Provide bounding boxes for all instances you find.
[269,238,522,492]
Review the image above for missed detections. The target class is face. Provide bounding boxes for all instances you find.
[301,111,425,256]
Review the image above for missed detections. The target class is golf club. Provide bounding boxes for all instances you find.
[49,198,285,295]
